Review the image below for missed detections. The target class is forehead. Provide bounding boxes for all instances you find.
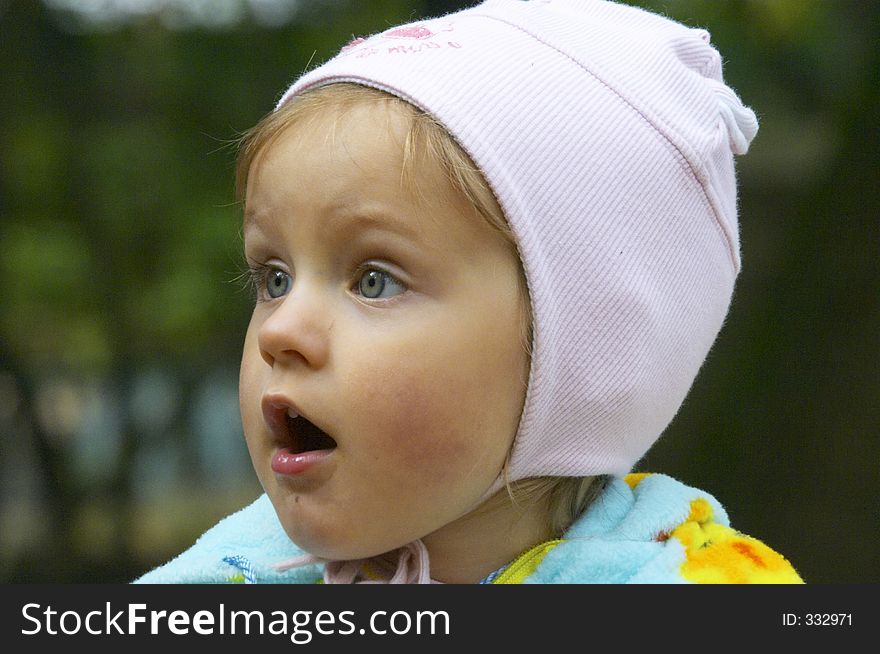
[242,99,468,236]
[252,99,408,178]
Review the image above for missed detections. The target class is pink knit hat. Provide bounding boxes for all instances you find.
[276,0,758,487]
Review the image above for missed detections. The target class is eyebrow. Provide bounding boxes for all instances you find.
[324,207,422,241]
[242,206,265,232]
[244,203,423,242]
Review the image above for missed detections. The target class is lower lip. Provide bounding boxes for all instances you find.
[271,447,333,476]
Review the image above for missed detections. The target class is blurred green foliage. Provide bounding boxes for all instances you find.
[0,0,877,583]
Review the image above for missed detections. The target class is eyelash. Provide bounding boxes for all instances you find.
[243,261,278,302]
[243,260,406,302]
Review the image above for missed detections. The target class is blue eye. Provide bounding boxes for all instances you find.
[266,268,291,299]
[357,269,405,299]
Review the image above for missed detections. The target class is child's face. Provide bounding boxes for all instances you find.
[239,99,529,562]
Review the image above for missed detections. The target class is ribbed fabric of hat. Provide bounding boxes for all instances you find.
[277,0,758,491]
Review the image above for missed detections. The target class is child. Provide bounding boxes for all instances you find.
[136,0,802,584]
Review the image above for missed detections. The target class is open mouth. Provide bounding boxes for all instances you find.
[286,412,337,454]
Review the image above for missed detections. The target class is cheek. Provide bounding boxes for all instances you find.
[380,378,468,471]
[343,337,517,483]
[238,327,266,446]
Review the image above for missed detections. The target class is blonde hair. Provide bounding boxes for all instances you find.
[235,82,605,538]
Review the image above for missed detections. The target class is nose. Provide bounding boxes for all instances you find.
[257,284,331,369]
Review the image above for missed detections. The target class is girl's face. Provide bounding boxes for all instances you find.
[239,100,529,564]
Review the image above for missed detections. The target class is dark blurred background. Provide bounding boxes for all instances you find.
[0,0,877,584]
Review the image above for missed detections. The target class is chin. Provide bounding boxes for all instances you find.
[268,496,355,560]
[282,517,408,562]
